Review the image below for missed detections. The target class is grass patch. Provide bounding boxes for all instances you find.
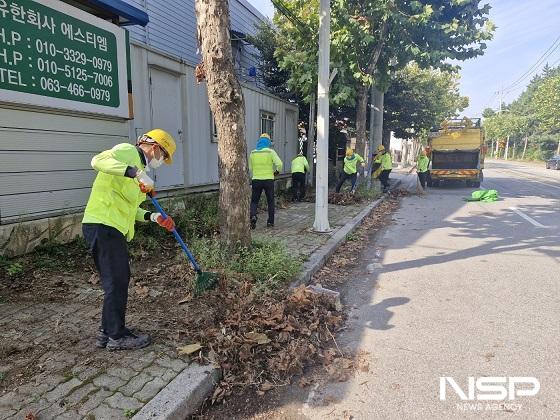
[123,409,137,418]
[345,232,359,241]
[190,238,302,292]
[0,372,6,382]
[353,183,381,201]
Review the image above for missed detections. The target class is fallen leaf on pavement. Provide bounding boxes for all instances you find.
[298,377,312,388]
[245,332,271,345]
[342,410,353,420]
[177,343,202,355]
[25,413,37,420]
[134,284,149,299]
[260,381,275,392]
[177,294,192,304]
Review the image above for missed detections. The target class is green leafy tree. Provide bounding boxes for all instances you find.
[274,0,494,156]
[532,75,560,134]
[384,64,469,139]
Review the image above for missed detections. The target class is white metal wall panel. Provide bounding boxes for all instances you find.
[0,107,129,224]
[184,67,219,186]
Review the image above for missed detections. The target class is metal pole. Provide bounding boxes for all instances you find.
[306,94,316,186]
[313,0,330,232]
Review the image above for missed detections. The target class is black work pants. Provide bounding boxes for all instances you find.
[83,223,130,339]
[335,172,357,193]
[291,172,306,201]
[379,169,392,190]
[418,171,428,189]
[250,179,275,224]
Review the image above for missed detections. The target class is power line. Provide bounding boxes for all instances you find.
[503,34,560,94]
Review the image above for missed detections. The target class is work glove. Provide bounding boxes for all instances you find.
[150,212,175,232]
[136,170,155,194]
[274,170,280,176]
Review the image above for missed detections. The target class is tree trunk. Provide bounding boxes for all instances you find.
[504,136,510,160]
[557,138,560,155]
[195,0,251,248]
[355,83,369,157]
[522,137,528,160]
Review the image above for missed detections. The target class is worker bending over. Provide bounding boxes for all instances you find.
[336,148,365,193]
[291,152,309,201]
[82,129,176,351]
[376,145,393,193]
[249,133,283,229]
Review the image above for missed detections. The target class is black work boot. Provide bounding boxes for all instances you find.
[107,331,151,351]
[250,216,257,230]
[97,327,141,348]
[267,222,274,228]
[96,329,109,348]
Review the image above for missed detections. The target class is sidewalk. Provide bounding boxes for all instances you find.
[0,179,405,420]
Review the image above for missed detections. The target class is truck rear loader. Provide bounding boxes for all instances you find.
[427,118,487,188]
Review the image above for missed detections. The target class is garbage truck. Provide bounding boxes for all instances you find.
[427,117,487,187]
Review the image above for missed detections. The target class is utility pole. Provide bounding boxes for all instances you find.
[504,135,510,160]
[313,0,330,232]
[306,93,316,186]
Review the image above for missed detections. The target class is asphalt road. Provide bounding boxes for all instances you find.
[266,160,560,419]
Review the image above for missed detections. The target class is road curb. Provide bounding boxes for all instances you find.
[132,363,220,420]
[132,180,401,420]
[289,179,401,289]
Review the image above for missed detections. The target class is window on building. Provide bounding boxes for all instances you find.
[260,111,275,140]
[210,112,218,143]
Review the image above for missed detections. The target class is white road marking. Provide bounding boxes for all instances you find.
[510,207,548,228]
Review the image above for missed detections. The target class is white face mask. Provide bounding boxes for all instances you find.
[148,155,164,169]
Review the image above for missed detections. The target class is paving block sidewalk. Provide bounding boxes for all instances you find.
[252,200,372,257]
[0,179,407,420]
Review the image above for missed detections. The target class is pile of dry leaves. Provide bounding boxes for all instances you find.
[328,192,363,205]
[176,284,345,403]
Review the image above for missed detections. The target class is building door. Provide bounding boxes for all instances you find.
[149,68,184,189]
[285,110,297,164]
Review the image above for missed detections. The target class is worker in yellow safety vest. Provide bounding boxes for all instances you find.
[291,152,309,201]
[376,145,393,193]
[416,149,430,190]
[82,129,177,351]
[249,133,283,229]
[336,148,365,193]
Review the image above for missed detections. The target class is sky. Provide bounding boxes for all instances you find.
[246,0,560,117]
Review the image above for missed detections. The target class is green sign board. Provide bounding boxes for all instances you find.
[0,0,129,117]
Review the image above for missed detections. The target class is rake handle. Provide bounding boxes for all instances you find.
[149,195,202,274]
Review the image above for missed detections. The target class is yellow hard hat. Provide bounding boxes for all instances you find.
[143,129,176,164]
[377,144,385,152]
[260,133,271,140]
[345,148,354,157]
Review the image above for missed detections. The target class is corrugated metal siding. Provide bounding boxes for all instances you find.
[124,0,148,43]
[122,0,266,86]
[0,108,129,224]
